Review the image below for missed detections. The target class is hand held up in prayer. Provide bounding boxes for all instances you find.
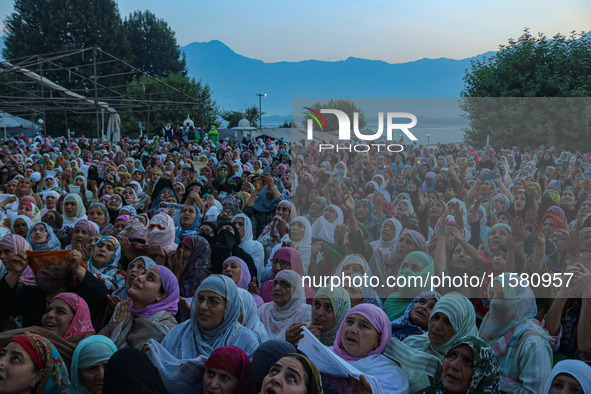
[168,250,186,280]
[114,299,132,325]
[5,251,28,275]
[248,276,259,294]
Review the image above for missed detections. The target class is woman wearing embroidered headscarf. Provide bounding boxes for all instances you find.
[311,205,344,244]
[41,292,95,341]
[86,235,126,291]
[146,275,261,389]
[26,222,62,251]
[87,202,114,236]
[62,193,87,228]
[100,265,179,349]
[305,303,409,394]
[543,359,591,394]
[70,335,118,394]
[417,336,500,394]
[479,273,553,393]
[0,333,69,393]
[232,214,265,283]
[202,345,256,394]
[174,204,202,244]
[258,270,311,341]
[383,251,435,321]
[146,213,178,254]
[237,288,268,342]
[222,256,264,307]
[285,285,351,347]
[258,199,296,247]
[391,290,441,341]
[0,234,31,281]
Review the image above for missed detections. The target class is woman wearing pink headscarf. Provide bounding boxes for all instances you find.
[146,213,178,253]
[222,256,264,307]
[308,303,410,394]
[41,292,95,340]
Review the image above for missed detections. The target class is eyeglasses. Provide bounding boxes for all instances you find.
[272,280,292,289]
[272,259,291,269]
[196,295,225,307]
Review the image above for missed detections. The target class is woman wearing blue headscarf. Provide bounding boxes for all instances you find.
[245,174,288,237]
[26,222,62,251]
[70,335,118,393]
[174,204,202,244]
[145,275,261,391]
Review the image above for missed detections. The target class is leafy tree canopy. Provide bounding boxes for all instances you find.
[221,105,260,128]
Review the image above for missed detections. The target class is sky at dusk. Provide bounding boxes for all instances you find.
[0,0,590,63]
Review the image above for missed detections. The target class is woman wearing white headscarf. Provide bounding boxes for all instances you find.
[237,287,269,342]
[311,205,344,243]
[370,218,402,251]
[232,213,264,282]
[62,193,87,228]
[257,270,311,341]
[543,359,591,394]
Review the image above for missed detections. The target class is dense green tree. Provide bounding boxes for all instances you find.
[301,98,366,132]
[123,10,187,77]
[122,73,220,136]
[461,29,591,149]
[221,105,260,128]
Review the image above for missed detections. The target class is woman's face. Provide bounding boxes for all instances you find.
[542,217,556,237]
[79,360,108,394]
[122,188,135,202]
[290,221,305,243]
[101,184,114,195]
[281,176,292,189]
[0,244,15,264]
[410,296,437,329]
[428,312,455,347]
[450,243,474,272]
[202,367,238,394]
[75,177,84,187]
[396,201,409,214]
[514,193,526,212]
[233,217,246,238]
[30,224,48,244]
[91,240,117,267]
[195,290,227,330]
[45,178,55,189]
[441,344,474,394]
[342,262,364,277]
[13,219,29,238]
[429,200,445,218]
[309,200,323,215]
[488,227,509,254]
[45,195,57,209]
[340,313,380,358]
[355,201,369,220]
[72,227,90,247]
[396,234,418,261]
[0,341,43,393]
[271,276,293,307]
[323,206,338,223]
[276,204,291,221]
[180,206,198,229]
[114,220,127,234]
[88,207,106,226]
[17,179,31,194]
[548,373,585,394]
[308,188,320,201]
[4,182,17,194]
[579,199,591,217]
[562,189,576,207]
[41,298,74,337]
[107,196,122,211]
[127,258,148,288]
[17,204,32,218]
[173,184,184,198]
[580,228,591,253]
[261,357,308,394]
[222,260,241,285]
[64,200,78,217]
[312,295,336,332]
[128,267,165,308]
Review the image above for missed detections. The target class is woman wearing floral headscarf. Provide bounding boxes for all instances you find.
[0,332,69,393]
[86,235,126,291]
[417,336,500,393]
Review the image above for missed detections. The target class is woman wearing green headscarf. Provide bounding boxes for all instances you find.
[383,251,435,321]
[70,335,118,393]
[417,336,500,393]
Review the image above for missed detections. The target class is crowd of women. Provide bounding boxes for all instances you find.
[0,132,590,393]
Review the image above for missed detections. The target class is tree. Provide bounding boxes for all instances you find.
[461,29,591,149]
[122,73,220,136]
[221,105,260,128]
[123,10,187,78]
[301,98,366,131]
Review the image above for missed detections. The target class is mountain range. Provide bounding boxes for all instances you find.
[183,40,496,121]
